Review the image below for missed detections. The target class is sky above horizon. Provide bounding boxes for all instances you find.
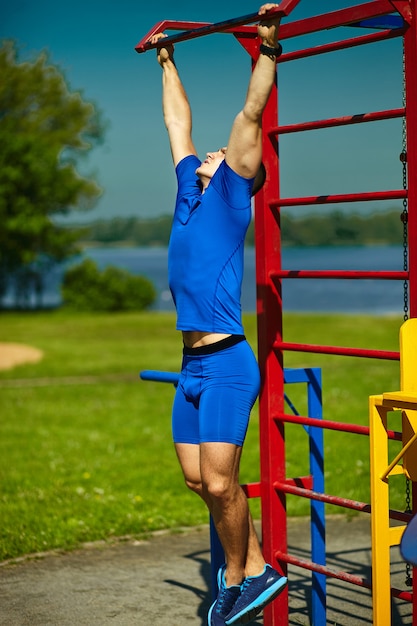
[2,1,407,223]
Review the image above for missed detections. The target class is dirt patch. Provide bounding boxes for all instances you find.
[0,343,44,371]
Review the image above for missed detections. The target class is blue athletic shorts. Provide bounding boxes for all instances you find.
[172,335,261,446]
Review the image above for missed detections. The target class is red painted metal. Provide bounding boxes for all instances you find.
[274,412,402,441]
[135,1,301,53]
[241,482,261,498]
[250,40,289,626]
[272,189,407,208]
[276,551,413,601]
[281,1,402,39]
[276,480,412,524]
[270,108,405,136]
[277,549,373,588]
[276,480,372,512]
[278,27,404,62]
[273,270,408,279]
[391,0,414,23]
[284,475,313,490]
[277,413,371,436]
[404,4,417,320]
[248,3,415,621]
[275,341,400,360]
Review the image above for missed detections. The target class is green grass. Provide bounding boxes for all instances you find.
[0,310,408,561]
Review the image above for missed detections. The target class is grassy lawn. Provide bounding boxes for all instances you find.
[0,310,408,561]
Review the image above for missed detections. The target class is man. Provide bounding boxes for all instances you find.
[149,4,287,625]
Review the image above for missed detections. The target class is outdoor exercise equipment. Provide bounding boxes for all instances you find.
[137,2,417,624]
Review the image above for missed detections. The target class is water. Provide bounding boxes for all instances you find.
[4,245,406,315]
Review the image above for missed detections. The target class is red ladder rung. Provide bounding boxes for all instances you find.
[271,270,408,280]
[278,27,404,63]
[270,189,407,208]
[269,270,409,280]
[269,108,405,137]
[282,0,405,39]
[274,341,400,360]
[276,551,413,601]
[274,412,402,441]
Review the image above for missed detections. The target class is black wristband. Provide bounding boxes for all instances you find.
[259,43,282,59]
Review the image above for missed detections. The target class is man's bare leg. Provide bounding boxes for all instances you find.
[175,442,265,582]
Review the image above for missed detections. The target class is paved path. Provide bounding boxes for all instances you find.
[0,515,412,625]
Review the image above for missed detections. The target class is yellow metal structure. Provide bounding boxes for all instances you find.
[369,318,417,624]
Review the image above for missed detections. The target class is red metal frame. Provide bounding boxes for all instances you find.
[252,3,417,624]
[136,3,417,624]
[134,1,301,53]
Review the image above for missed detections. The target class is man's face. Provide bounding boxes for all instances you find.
[196,147,227,180]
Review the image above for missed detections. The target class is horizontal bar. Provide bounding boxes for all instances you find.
[241,482,261,499]
[353,15,405,29]
[282,1,402,39]
[276,482,411,525]
[269,108,405,137]
[275,412,402,441]
[135,1,300,53]
[283,366,321,384]
[275,341,400,360]
[272,270,408,280]
[279,26,403,63]
[277,549,372,588]
[275,480,371,512]
[270,189,407,209]
[140,370,179,385]
[275,412,370,436]
[277,551,412,601]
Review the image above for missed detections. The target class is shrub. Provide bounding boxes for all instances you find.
[61,259,156,311]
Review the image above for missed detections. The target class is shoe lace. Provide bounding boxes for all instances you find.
[217,585,238,615]
[240,577,252,593]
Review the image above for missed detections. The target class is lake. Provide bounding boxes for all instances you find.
[4,245,407,315]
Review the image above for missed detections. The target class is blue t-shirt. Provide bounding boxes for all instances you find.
[168,154,254,334]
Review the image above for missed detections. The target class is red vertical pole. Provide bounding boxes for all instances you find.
[254,61,288,626]
[236,32,287,625]
[404,0,417,322]
[404,4,417,623]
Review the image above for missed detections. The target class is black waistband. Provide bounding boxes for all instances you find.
[183,334,246,356]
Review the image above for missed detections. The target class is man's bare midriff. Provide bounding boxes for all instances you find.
[182,331,231,349]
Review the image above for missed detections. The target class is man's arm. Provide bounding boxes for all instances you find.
[150,34,197,167]
[225,3,281,179]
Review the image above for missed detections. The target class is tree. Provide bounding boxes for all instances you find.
[0,40,106,308]
[61,259,156,311]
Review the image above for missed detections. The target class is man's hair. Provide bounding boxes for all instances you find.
[251,162,266,196]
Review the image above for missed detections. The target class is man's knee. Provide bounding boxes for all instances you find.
[203,475,237,502]
[184,477,203,496]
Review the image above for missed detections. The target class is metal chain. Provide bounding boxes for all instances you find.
[401,37,409,323]
[405,478,412,586]
[400,146,409,321]
[400,38,412,587]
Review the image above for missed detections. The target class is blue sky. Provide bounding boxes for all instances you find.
[2,1,406,222]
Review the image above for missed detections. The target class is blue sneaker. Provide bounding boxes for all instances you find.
[208,565,241,626]
[225,564,287,625]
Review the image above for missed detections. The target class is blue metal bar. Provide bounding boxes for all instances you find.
[140,370,179,386]
[351,15,404,29]
[305,368,326,626]
[209,516,224,599]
